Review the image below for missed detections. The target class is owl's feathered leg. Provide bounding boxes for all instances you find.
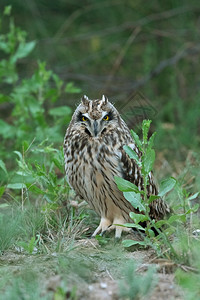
[91,217,112,237]
[107,217,131,239]
[92,215,131,239]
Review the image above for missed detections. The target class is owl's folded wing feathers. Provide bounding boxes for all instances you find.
[118,143,171,221]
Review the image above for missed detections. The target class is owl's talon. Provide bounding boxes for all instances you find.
[100,230,107,237]
[91,217,112,237]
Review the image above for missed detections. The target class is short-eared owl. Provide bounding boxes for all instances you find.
[64,95,169,238]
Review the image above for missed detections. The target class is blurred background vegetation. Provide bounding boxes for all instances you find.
[0,0,199,198]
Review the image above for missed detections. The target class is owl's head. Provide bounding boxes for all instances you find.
[72,95,121,138]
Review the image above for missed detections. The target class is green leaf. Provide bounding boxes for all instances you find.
[0,186,5,198]
[158,177,176,197]
[0,203,9,208]
[130,130,142,150]
[14,151,23,161]
[142,120,151,144]
[27,236,36,254]
[22,140,30,152]
[114,176,140,193]
[65,82,82,94]
[16,171,31,177]
[4,5,12,15]
[147,132,156,150]
[129,212,148,224]
[186,203,199,214]
[142,149,155,174]
[148,195,159,204]
[146,229,155,237]
[124,191,145,212]
[53,158,64,172]
[95,235,108,246]
[49,106,72,117]
[122,239,146,247]
[28,185,46,195]
[168,214,186,224]
[187,192,199,201]
[0,120,15,139]
[11,41,36,63]
[123,145,141,166]
[155,214,186,228]
[18,236,36,254]
[154,220,167,228]
[0,160,7,175]
[123,223,145,231]
[7,183,26,189]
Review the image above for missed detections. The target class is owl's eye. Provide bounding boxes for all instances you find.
[103,115,109,121]
[82,116,88,122]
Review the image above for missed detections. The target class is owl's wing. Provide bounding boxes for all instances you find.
[118,143,170,220]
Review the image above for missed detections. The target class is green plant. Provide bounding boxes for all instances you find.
[0,6,77,202]
[115,120,175,240]
[175,238,200,300]
[0,6,80,188]
[17,235,40,254]
[115,120,200,263]
[0,206,21,253]
[0,6,84,254]
[119,260,156,300]
[54,284,77,300]
[1,268,49,300]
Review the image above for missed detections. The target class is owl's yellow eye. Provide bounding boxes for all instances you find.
[103,115,109,121]
[82,116,88,121]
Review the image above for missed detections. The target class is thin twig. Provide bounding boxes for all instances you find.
[56,43,200,93]
[125,43,200,94]
[54,0,123,39]
[106,268,114,281]
[50,5,199,43]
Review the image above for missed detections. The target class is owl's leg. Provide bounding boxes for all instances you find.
[91,217,112,237]
[107,217,131,239]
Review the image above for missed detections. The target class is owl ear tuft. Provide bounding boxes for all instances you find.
[102,95,108,104]
[81,95,90,105]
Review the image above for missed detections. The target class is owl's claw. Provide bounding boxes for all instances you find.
[91,217,131,239]
[99,230,107,237]
[91,217,112,237]
[107,224,126,239]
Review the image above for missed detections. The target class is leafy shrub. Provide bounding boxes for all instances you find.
[0,7,79,197]
[115,120,200,264]
[0,6,81,250]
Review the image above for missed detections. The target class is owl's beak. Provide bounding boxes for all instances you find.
[93,120,98,136]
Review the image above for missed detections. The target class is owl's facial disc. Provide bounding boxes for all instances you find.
[79,111,113,137]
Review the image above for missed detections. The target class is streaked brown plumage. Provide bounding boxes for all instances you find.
[64,95,170,238]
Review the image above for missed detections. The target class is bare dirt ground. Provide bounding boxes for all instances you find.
[74,239,183,300]
[0,236,184,299]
